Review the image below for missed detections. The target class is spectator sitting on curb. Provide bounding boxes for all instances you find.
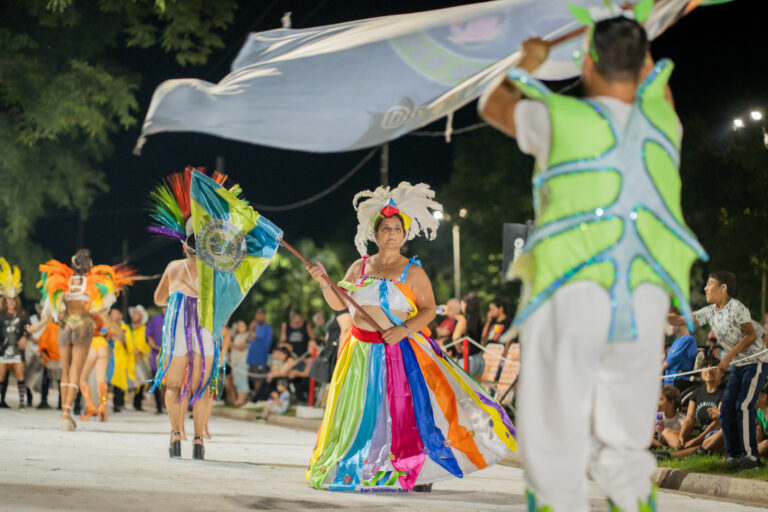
[652,385,685,449]
[266,347,295,383]
[757,383,768,457]
[253,347,294,402]
[670,358,726,458]
[254,378,291,419]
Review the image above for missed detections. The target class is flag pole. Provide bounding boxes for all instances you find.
[279,239,387,333]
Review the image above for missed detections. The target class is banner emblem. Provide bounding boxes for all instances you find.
[198,219,247,272]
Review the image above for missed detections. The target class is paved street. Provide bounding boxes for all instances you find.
[0,404,764,511]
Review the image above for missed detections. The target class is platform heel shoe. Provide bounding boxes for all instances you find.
[169,432,182,458]
[193,437,205,460]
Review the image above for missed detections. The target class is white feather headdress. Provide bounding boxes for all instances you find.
[352,182,443,256]
[0,258,22,299]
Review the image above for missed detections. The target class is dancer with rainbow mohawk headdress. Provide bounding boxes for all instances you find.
[304,182,516,492]
[0,258,29,410]
[30,251,135,430]
[147,166,239,460]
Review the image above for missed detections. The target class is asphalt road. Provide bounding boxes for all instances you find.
[1,403,765,511]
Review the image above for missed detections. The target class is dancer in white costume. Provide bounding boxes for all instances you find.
[480,16,707,512]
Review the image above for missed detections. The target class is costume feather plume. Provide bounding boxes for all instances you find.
[0,258,23,298]
[147,166,242,241]
[353,182,443,256]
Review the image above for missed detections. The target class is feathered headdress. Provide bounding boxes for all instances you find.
[147,166,242,243]
[37,260,137,316]
[0,258,22,299]
[352,182,443,256]
[88,264,137,312]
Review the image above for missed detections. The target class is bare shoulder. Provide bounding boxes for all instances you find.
[405,263,430,287]
[163,259,181,273]
[345,258,365,280]
[406,263,428,279]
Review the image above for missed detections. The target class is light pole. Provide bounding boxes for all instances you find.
[733,109,766,319]
[434,209,468,300]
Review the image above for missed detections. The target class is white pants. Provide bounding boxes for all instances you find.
[517,282,668,512]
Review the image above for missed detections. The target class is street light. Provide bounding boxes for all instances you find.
[732,109,767,318]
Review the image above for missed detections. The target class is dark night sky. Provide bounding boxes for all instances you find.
[34,0,768,306]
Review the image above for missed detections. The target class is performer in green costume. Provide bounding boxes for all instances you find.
[480,16,706,512]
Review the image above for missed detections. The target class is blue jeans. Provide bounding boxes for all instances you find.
[721,362,767,458]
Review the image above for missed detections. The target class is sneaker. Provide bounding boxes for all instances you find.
[0,401,9,409]
[18,405,27,412]
[723,455,741,466]
[37,402,51,410]
[737,456,763,470]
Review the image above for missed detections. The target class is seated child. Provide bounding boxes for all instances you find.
[652,385,685,449]
[757,382,768,457]
[671,358,725,457]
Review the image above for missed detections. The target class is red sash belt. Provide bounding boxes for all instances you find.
[351,325,385,343]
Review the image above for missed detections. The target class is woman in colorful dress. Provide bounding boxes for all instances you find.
[304,182,516,492]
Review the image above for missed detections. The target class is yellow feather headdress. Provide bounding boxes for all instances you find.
[0,258,22,299]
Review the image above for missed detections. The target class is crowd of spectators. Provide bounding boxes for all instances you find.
[653,295,768,468]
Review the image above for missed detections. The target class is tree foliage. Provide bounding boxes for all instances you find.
[0,0,237,297]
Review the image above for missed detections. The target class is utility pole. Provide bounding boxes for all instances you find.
[216,155,225,172]
[379,143,389,186]
[452,223,460,300]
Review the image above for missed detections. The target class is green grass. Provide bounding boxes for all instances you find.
[658,453,768,481]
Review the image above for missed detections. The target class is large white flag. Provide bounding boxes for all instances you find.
[136,0,698,154]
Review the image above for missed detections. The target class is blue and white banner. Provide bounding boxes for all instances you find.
[136,0,695,154]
